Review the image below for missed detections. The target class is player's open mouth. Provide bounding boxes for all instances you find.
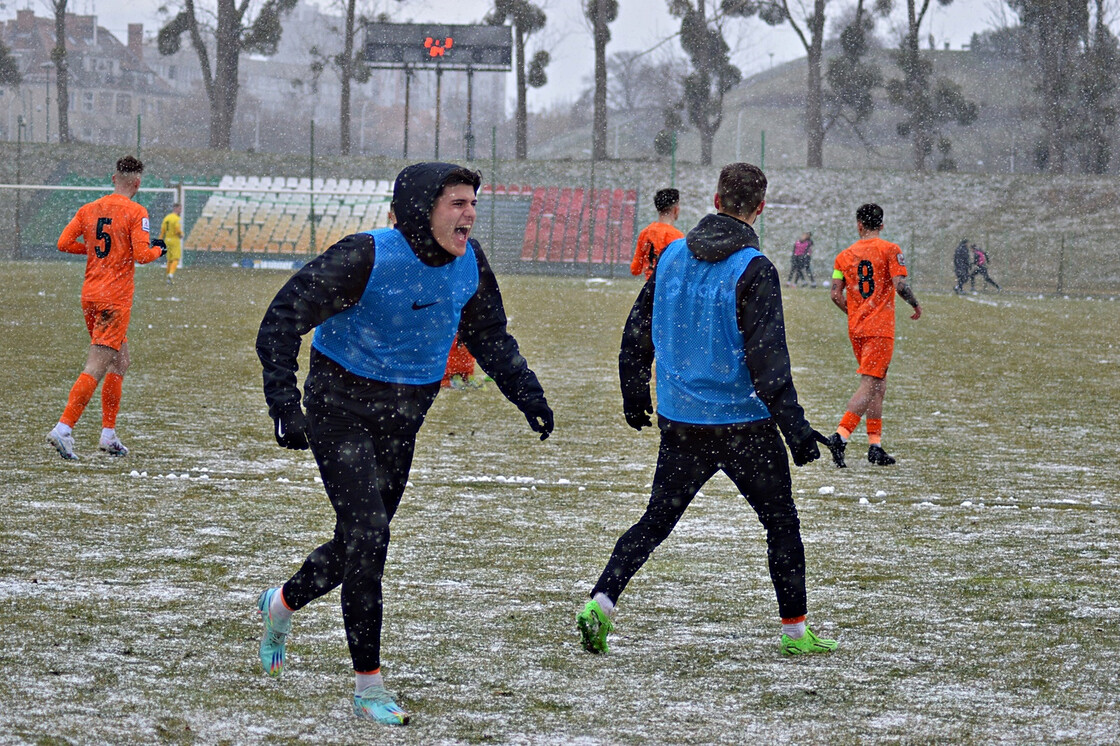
[455,226,472,238]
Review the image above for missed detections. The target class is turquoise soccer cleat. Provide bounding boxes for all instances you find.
[257,588,291,677]
[353,684,410,725]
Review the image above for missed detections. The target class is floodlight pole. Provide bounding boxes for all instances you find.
[490,126,496,248]
[403,67,412,159]
[758,129,765,249]
[466,67,475,160]
[15,116,24,259]
[434,66,443,159]
[309,119,317,255]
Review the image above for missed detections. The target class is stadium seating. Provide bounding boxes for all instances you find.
[184,176,395,254]
[518,186,637,266]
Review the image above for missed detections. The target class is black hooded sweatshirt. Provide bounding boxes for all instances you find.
[256,162,548,422]
[619,212,814,448]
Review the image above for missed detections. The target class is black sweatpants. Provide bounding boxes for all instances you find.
[591,421,808,620]
[281,351,439,673]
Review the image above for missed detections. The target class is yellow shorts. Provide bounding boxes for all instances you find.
[850,336,893,379]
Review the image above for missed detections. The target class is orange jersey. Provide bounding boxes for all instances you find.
[630,221,685,279]
[58,193,162,306]
[833,237,908,338]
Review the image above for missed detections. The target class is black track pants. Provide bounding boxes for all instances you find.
[591,421,809,620]
[281,352,438,672]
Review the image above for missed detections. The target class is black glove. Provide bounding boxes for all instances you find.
[623,394,653,431]
[522,399,554,441]
[273,407,310,450]
[152,238,167,257]
[789,429,829,467]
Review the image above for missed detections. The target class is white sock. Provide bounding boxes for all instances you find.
[268,588,293,623]
[101,427,116,442]
[782,620,807,639]
[355,670,384,694]
[592,592,615,617]
[54,422,72,436]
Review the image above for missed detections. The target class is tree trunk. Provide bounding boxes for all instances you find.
[592,7,609,160]
[804,0,826,167]
[52,2,71,143]
[515,27,528,160]
[339,0,356,155]
[210,0,242,150]
[699,125,714,165]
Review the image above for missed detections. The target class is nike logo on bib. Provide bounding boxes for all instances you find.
[411,300,439,310]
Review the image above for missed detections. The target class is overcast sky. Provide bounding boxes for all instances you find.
[17,0,1011,109]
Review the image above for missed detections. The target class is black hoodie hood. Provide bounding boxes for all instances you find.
[391,162,477,267]
[684,212,761,264]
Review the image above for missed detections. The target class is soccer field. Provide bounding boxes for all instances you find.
[1,261,1118,744]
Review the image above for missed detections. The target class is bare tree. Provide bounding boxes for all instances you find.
[158,0,298,150]
[668,0,742,166]
[725,0,832,167]
[823,0,883,146]
[886,0,975,171]
[486,0,551,160]
[584,0,618,159]
[310,0,383,155]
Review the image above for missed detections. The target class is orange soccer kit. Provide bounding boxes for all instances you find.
[630,222,685,280]
[56,193,162,429]
[832,236,908,444]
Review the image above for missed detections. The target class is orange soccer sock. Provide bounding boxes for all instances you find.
[866,418,883,446]
[837,411,861,441]
[60,373,98,428]
[101,373,123,428]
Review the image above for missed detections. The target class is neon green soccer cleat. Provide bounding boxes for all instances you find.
[780,626,838,656]
[354,684,410,726]
[257,588,291,677]
[577,599,614,654]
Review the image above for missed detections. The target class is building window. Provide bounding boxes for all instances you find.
[116,93,131,116]
[83,92,94,112]
[98,92,113,111]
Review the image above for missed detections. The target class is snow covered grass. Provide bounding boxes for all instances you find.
[2,262,1118,744]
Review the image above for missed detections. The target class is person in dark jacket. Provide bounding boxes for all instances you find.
[254,162,553,726]
[953,238,972,293]
[575,162,836,658]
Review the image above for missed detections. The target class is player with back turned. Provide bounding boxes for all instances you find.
[825,203,922,468]
[46,155,166,460]
[254,162,553,727]
[629,188,684,280]
[576,162,837,659]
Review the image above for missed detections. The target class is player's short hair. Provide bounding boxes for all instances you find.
[717,163,766,217]
[437,167,482,198]
[856,203,884,230]
[116,156,144,176]
[654,188,679,213]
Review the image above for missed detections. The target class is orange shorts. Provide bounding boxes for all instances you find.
[850,335,893,379]
[82,302,131,350]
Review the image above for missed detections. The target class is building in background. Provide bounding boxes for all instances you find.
[0,9,177,145]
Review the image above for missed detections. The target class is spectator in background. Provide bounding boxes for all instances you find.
[630,188,684,280]
[789,231,815,286]
[953,238,971,293]
[969,242,1000,291]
